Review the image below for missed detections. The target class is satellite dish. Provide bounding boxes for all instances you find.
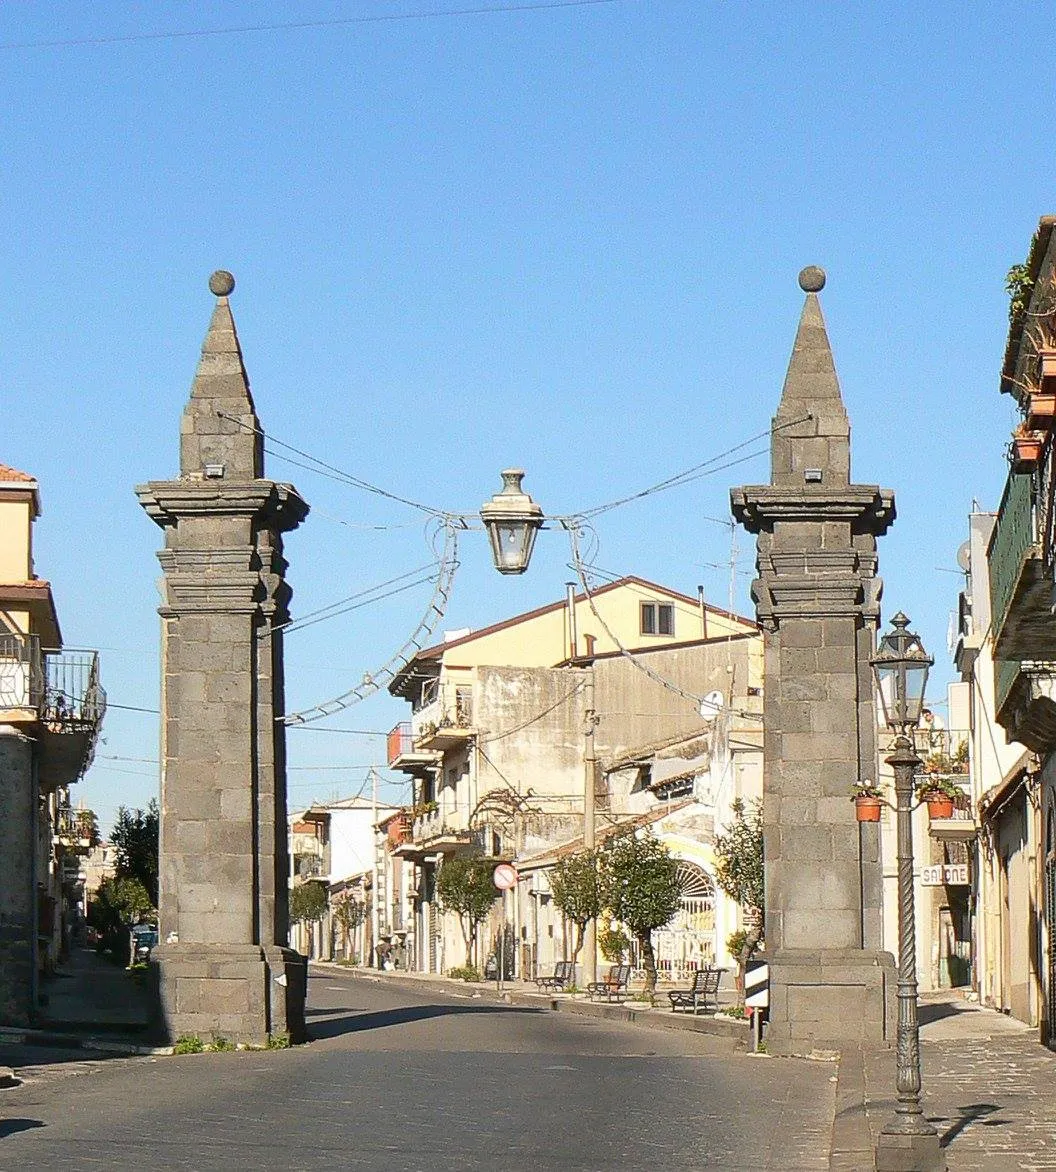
[956,542,971,573]
[699,691,725,722]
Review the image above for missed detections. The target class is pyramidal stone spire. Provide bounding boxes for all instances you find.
[179,270,263,480]
[771,266,850,488]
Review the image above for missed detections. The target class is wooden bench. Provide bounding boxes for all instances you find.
[534,960,574,992]
[586,963,632,1003]
[667,967,723,1014]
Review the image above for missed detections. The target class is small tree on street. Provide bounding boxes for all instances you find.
[289,880,328,925]
[111,800,159,907]
[713,797,764,1000]
[600,831,681,998]
[332,892,366,959]
[436,855,496,967]
[549,848,601,967]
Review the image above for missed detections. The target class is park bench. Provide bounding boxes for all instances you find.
[667,967,724,1015]
[586,963,632,1003]
[534,960,575,992]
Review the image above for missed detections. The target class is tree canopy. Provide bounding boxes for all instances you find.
[549,848,601,964]
[289,881,328,924]
[713,797,764,994]
[436,855,497,966]
[111,800,159,907]
[600,831,682,995]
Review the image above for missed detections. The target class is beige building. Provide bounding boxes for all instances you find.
[0,463,105,1024]
[386,576,760,976]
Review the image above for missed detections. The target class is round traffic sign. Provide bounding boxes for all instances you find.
[492,862,518,890]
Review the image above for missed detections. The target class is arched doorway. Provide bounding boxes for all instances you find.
[651,861,717,981]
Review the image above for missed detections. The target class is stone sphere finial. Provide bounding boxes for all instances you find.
[209,270,235,297]
[798,265,826,293]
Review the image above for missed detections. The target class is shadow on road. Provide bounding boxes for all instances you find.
[0,1119,45,1140]
[935,1102,1007,1147]
[307,1001,541,1041]
[918,1001,974,1026]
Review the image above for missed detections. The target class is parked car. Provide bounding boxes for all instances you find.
[130,924,158,965]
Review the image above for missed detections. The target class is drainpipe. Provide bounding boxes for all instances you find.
[698,585,708,640]
[566,582,578,661]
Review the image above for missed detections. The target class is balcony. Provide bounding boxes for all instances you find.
[413,686,474,752]
[53,806,96,855]
[38,649,106,789]
[387,722,441,773]
[0,631,44,712]
[995,660,1056,752]
[988,471,1056,661]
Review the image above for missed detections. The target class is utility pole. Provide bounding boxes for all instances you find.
[583,662,598,987]
[370,767,380,968]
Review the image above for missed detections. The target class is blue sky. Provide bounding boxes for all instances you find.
[0,1,1041,832]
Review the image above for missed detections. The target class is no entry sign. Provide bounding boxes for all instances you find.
[492,862,518,890]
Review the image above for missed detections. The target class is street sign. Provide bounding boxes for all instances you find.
[745,960,769,1009]
[921,863,970,887]
[493,862,518,890]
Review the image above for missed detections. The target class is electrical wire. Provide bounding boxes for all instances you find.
[1,1,625,51]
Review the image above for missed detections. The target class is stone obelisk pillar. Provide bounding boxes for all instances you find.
[731,267,896,1053]
[137,271,308,1044]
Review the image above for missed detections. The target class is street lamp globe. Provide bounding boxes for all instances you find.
[480,469,544,575]
[871,612,933,734]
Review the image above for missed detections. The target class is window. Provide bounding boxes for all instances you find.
[641,601,674,636]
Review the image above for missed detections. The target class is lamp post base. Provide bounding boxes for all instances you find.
[875,1125,946,1172]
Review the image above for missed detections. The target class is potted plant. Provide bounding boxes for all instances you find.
[1029,390,1056,428]
[1040,346,1056,390]
[1011,422,1046,466]
[850,781,886,822]
[915,775,963,819]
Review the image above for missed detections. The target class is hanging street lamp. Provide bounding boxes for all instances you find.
[870,612,945,1172]
[480,469,544,575]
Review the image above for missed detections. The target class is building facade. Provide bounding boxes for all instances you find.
[0,463,104,1025]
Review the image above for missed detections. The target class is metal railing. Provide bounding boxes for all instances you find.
[987,470,1035,646]
[0,632,43,710]
[43,649,106,729]
[54,806,96,842]
[387,722,414,765]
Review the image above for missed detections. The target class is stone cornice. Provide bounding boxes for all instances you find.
[730,484,896,535]
[135,479,309,534]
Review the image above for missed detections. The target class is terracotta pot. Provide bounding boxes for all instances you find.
[1013,433,1045,465]
[854,795,882,823]
[925,795,955,819]
[1029,392,1056,428]
[1040,349,1056,390]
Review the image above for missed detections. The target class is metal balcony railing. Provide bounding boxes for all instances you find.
[54,806,96,842]
[0,631,43,710]
[43,649,106,730]
[987,470,1036,648]
[387,722,415,766]
[916,728,970,778]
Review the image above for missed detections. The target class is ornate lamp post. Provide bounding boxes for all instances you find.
[480,469,544,575]
[871,613,946,1172]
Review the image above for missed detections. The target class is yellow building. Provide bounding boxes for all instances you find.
[0,463,105,1025]
[386,576,761,976]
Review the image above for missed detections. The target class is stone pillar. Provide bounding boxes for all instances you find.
[731,267,896,1053]
[0,726,36,1026]
[136,271,308,1045]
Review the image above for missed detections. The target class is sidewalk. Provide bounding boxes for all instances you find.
[831,991,1056,1171]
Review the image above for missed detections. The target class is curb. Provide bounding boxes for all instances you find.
[828,1045,874,1172]
[311,963,749,1049]
[0,1026,166,1058]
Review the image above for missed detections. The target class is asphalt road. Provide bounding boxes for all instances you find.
[0,969,837,1171]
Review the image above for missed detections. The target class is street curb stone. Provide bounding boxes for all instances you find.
[0,1025,166,1058]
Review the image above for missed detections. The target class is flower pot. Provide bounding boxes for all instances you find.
[1040,349,1056,391]
[1013,433,1045,466]
[924,794,955,819]
[1029,392,1056,429]
[854,795,882,822]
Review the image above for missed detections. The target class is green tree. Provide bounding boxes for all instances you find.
[713,797,764,998]
[332,892,366,958]
[436,855,496,967]
[289,881,328,924]
[600,831,681,998]
[111,800,159,906]
[549,849,601,966]
[87,876,153,964]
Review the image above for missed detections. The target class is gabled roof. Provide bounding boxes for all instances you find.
[389,575,757,694]
[0,463,37,484]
